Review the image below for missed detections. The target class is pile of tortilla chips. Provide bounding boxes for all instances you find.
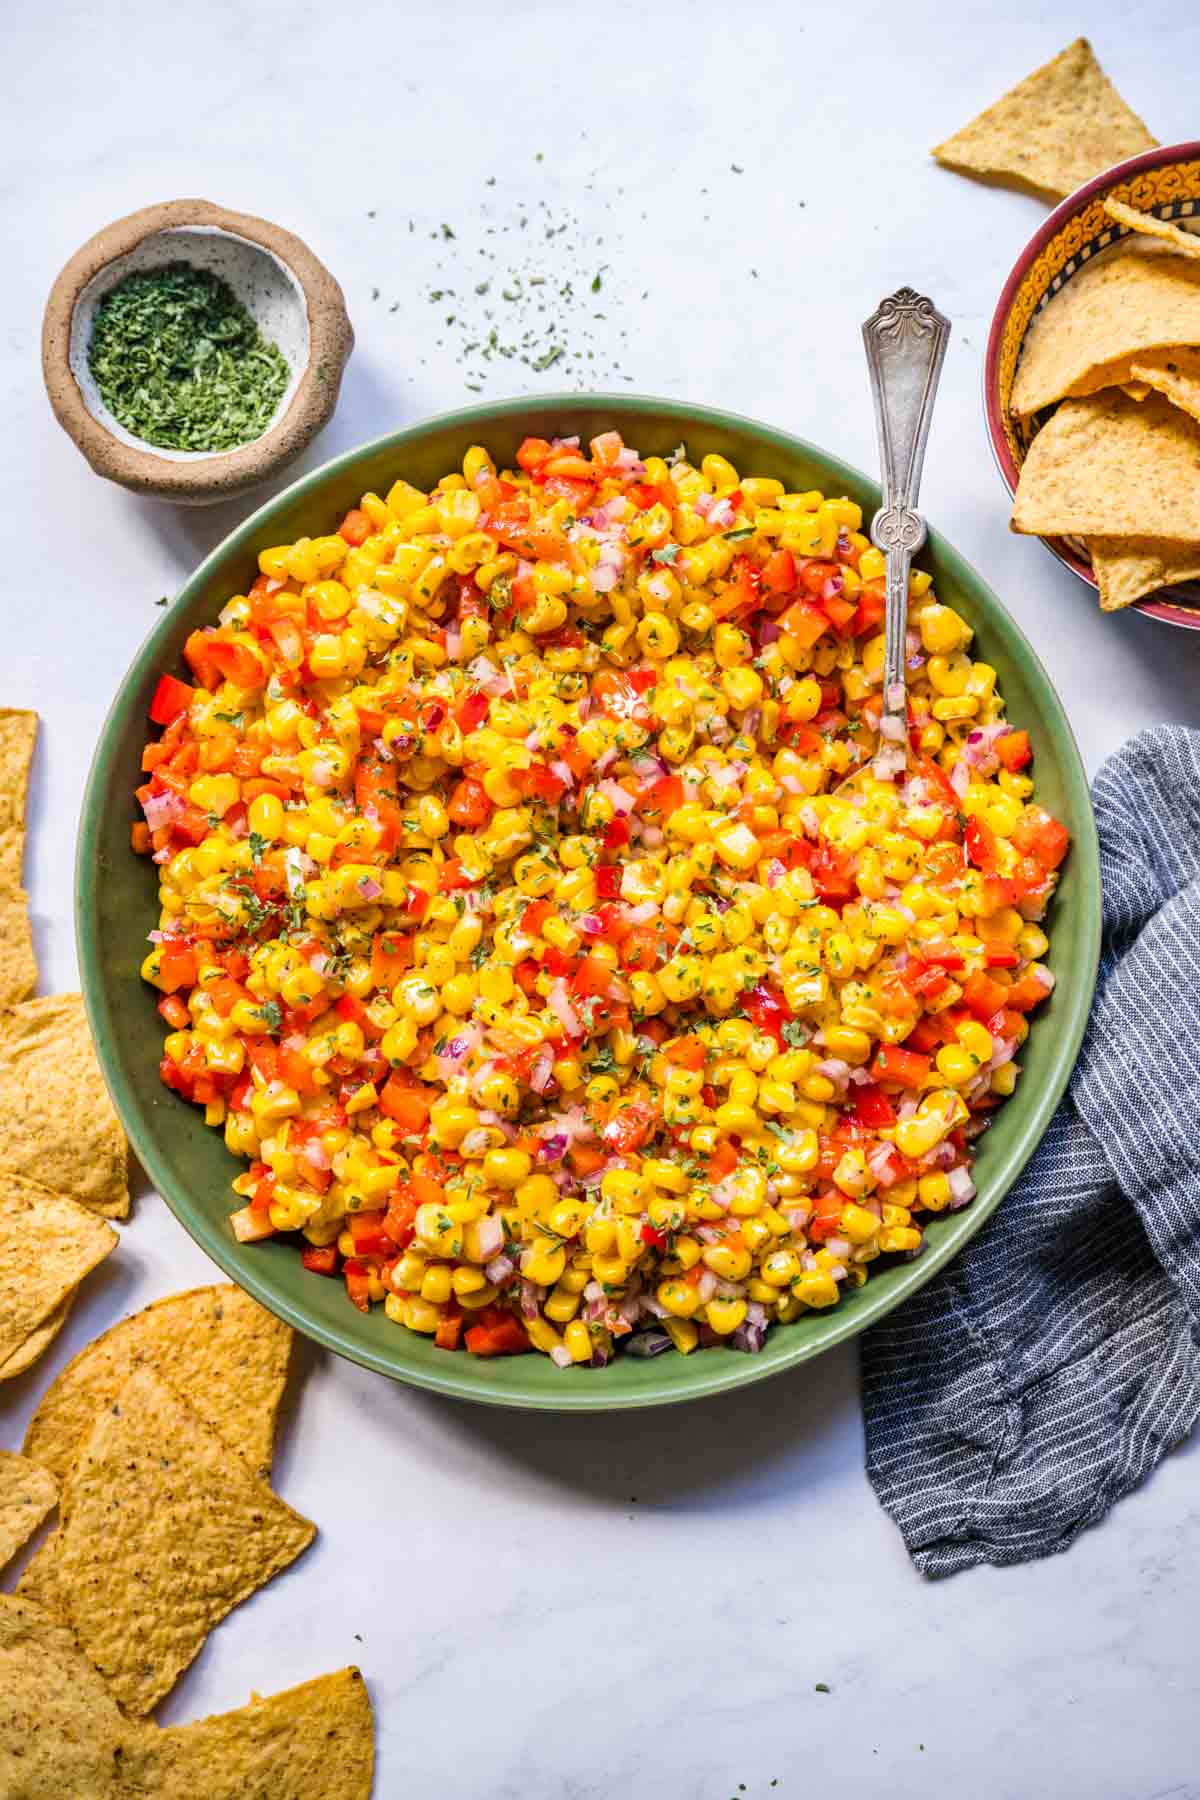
[0,711,131,1381]
[3,1282,375,1795]
[0,1595,374,1798]
[1009,225,1200,609]
[934,43,1200,610]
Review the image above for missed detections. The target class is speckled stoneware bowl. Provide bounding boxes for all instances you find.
[985,141,1200,629]
[43,199,354,505]
[77,394,1100,1412]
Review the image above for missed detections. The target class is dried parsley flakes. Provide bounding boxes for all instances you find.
[87,263,289,453]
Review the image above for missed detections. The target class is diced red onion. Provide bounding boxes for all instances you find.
[867,1141,896,1182]
[484,1253,515,1287]
[475,1215,504,1260]
[873,744,906,779]
[519,1279,542,1318]
[815,1058,851,1093]
[948,1165,977,1208]
[732,1318,770,1353]
[436,1024,483,1077]
[547,979,583,1038]
[598,778,636,815]
[141,790,184,832]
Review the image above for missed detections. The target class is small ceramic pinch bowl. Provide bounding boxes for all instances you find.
[42,198,354,505]
[985,140,1200,627]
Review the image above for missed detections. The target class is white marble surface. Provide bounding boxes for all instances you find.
[4,2,1200,1794]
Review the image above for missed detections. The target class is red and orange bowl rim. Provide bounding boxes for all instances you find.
[984,139,1200,631]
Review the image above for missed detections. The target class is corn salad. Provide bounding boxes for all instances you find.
[135,431,1068,1368]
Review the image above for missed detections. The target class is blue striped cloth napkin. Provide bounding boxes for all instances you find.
[861,725,1200,1576]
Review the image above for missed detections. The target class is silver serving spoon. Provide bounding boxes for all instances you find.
[852,286,950,783]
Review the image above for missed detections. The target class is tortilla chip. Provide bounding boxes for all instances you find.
[0,1291,75,1382]
[126,1667,376,1800]
[0,994,128,1218]
[1011,247,1200,416]
[1125,346,1200,428]
[13,1531,61,1613]
[0,710,37,889]
[0,1595,131,1798]
[48,1365,314,1715]
[0,1453,57,1571]
[24,1283,292,1485]
[932,38,1156,203]
[0,886,37,1010]
[1085,536,1200,611]
[1105,197,1200,259]
[1011,390,1200,540]
[0,1177,116,1369]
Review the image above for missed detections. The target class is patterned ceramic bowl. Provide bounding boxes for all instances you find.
[985,141,1200,628]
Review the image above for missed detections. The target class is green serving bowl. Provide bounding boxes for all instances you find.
[77,394,1101,1411]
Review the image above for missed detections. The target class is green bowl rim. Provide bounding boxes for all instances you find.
[76,391,1102,1410]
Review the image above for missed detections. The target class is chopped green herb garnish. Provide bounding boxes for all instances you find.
[88,264,289,453]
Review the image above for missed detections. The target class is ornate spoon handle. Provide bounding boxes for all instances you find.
[861,288,950,762]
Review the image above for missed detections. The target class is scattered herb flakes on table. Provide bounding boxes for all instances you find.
[370,163,642,392]
[88,263,289,453]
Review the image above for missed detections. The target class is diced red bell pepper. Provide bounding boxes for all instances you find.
[301,1245,340,1277]
[602,1099,658,1154]
[848,1083,896,1129]
[516,436,553,471]
[156,944,198,993]
[465,1315,530,1356]
[1003,970,1054,1013]
[435,1312,465,1351]
[811,843,857,906]
[343,1259,374,1313]
[455,690,490,732]
[743,982,793,1044]
[1011,807,1070,871]
[962,971,1010,1022]
[996,729,1032,771]
[513,764,568,803]
[871,1044,931,1088]
[761,548,797,596]
[964,815,998,872]
[378,1081,431,1133]
[448,776,491,828]
[149,674,195,725]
